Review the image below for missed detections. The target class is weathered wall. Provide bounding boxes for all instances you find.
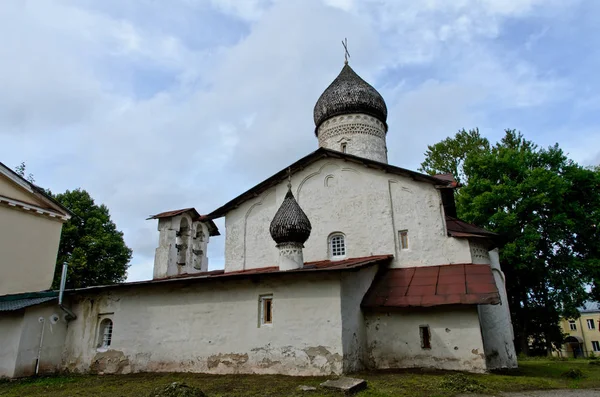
[13,303,68,377]
[63,274,345,376]
[340,266,378,372]
[477,249,518,369]
[224,158,471,272]
[317,113,388,163]
[0,312,23,378]
[365,306,487,373]
[0,205,63,295]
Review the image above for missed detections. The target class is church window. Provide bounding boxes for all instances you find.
[569,320,577,331]
[329,233,346,259]
[419,325,431,349]
[259,295,273,326]
[399,230,409,250]
[341,143,347,153]
[98,318,113,349]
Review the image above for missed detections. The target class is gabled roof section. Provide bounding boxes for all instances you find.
[67,255,393,294]
[208,148,454,219]
[445,216,497,239]
[147,207,220,236]
[0,161,71,221]
[362,264,500,309]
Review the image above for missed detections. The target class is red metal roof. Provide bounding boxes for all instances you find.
[147,208,220,236]
[445,216,496,239]
[362,264,500,309]
[433,173,459,188]
[69,255,393,294]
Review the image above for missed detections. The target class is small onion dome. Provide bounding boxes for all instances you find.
[269,188,312,245]
[313,63,388,131]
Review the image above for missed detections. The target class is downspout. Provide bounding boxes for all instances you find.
[59,263,77,321]
[35,317,46,375]
[578,317,587,357]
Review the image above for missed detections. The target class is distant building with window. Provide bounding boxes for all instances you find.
[1,60,517,378]
[556,302,600,357]
[0,162,71,378]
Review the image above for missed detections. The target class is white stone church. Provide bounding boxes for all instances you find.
[0,61,517,378]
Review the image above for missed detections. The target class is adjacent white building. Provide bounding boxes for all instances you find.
[0,60,518,378]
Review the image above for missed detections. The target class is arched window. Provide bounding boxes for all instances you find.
[329,233,346,259]
[98,319,113,349]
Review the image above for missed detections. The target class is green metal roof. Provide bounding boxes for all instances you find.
[0,291,58,312]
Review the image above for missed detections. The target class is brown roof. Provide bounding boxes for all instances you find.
[362,264,500,309]
[207,148,454,219]
[445,216,496,239]
[68,255,393,294]
[433,173,459,188]
[147,208,220,236]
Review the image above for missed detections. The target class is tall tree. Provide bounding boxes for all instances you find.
[421,129,600,354]
[419,128,490,185]
[52,189,132,288]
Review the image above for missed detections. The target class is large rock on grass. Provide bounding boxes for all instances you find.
[148,382,206,397]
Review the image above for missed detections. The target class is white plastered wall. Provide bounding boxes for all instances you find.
[62,273,344,376]
[224,158,471,272]
[0,312,23,378]
[477,248,518,369]
[365,306,487,372]
[0,303,68,378]
[340,265,378,372]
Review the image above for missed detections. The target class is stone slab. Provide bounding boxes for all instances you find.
[320,377,367,394]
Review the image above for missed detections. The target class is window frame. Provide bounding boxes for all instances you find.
[569,320,577,331]
[329,233,346,260]
[592,341,600,352]
[341,143,347,153]
[587,319,595,330]
[259,295,273,327]
[399,230,409,250]
[97,318,114,351]
[419,325,431,349]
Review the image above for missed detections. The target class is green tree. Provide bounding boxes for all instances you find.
[14,161,35,183]
[52,189,132,288]
[421,129,600,354]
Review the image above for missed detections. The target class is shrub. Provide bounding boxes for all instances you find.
[439,373,487,393]
[561,369,585,379]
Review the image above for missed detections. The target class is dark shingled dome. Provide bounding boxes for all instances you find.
[270,189,312,244]
[313,63,388,130]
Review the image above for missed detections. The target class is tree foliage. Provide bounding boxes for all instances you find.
[14,161,35,183]
[52,189,132,289]
[421,129,600,354]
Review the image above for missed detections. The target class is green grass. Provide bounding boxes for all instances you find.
[1,359,599,397]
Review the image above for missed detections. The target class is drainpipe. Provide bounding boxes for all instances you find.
[59,263,77,321]
[578,317,587,357]
[35,317,46,375]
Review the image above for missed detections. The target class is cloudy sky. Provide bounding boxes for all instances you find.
[2,0,599,281]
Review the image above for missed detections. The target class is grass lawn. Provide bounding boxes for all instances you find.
[1,359,599,397]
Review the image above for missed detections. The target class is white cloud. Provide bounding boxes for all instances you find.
[0,0,594,282]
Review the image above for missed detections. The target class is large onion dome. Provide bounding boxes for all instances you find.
[313,63,388,130]
[269,188,312,245]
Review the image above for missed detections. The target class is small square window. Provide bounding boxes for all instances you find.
[399,230,409,250]
[587,319,595,330]
[260,295,273,326]
[569,320,577,331]
[419,325,431,349]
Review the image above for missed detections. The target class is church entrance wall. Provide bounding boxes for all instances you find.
[62,273,345,376]
[364,306,487,373]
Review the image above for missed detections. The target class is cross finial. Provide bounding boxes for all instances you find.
[287,167,292,190]
[342,38,350,65]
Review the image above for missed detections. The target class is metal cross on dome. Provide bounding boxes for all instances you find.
[342,38,350,64]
